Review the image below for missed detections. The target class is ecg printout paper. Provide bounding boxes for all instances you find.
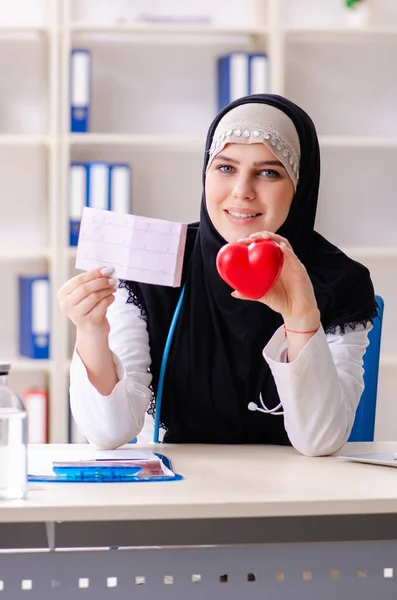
[75,207,188,287]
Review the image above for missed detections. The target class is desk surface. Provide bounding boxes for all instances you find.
[1,442,397,523]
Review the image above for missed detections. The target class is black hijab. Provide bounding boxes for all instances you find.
[120,94,377,445]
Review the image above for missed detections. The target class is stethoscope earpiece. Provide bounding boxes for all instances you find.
[248,394,284,416]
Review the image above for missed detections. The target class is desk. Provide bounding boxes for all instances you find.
[1,442,397,599]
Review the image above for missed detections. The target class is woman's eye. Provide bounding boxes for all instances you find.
[259,169,280,178]
[217,164,235,174]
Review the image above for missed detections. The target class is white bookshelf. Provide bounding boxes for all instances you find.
[69,133,205,147]
[0,0,59,437]
[8,358,53,372]
[70,23,269,37]
[285,26,397,38]
[0,135,51,146]
[0,26,50,35]
[2,0,397,442]
[319,136,397,148]
[342,247,397,259]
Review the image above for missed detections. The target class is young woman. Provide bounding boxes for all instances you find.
[58,94,377,455]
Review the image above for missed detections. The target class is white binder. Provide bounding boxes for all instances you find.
[249,54,269,95]
[110,164,131,214]
[87,162,110,210]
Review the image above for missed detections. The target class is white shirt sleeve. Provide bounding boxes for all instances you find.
[263,323,371,457]
[69,286,152,450]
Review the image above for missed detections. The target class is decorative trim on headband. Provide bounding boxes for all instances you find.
[208,120,300,180]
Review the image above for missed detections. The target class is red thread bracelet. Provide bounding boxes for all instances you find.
[283,324,320,338]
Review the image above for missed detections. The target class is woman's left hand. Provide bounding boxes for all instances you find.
[232,231,321,330]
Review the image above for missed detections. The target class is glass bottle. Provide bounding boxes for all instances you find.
[0,363,28,500]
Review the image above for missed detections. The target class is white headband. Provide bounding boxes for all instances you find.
[207,103,301,189]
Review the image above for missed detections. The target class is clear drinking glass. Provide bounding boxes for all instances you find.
[0,363,28,500]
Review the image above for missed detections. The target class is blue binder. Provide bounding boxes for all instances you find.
[87,161,111,210]
[19,276,50,359]
[217,52,249,111]
[70,49,91,133]
[109,163,132,214]
[217,52,269,110]
[28,453,182,483]
[248,53,269,95]
[69,162,88,246]
[68,161,132,244]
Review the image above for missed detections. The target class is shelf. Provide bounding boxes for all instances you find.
[0,135,51,147]
[0,248,51,261]
[319,136,397,148]
[65,244,397,261]
[70,23,268,38]
[342,247,397,259]
[68,134,397,149]
[66,246,397,261]
[0,25,50,36]
[285,26,397,41]
[60,353,397,372]
[380,355,397,368]
[61,349,397,370]
[6,358,53,373]
[69,133,205,148]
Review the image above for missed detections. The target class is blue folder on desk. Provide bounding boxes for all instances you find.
[28,448,182,483]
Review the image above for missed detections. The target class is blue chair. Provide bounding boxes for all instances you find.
[348,295,384,442]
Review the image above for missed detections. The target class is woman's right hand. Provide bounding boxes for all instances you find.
[57,266,118,333]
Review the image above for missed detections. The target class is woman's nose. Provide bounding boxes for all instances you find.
[232,175,256,200]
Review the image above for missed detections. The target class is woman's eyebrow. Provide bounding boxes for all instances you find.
[213,155,285,168]
[213,154,239,164]
[253,160,284,168]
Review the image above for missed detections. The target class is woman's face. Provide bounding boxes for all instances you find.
[205,143,295,242]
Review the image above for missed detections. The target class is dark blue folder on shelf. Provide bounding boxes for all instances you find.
[19,276,50,359]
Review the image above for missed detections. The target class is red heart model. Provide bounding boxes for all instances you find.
[216,238,284,300]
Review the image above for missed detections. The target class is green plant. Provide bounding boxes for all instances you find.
[345,0,364,7]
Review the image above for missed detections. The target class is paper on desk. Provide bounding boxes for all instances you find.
[76,207,188,287]
[28,446,159,477]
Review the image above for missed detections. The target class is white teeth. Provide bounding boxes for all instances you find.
[227,210,260,219]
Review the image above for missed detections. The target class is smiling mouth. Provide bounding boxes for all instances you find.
[225,210,262,219]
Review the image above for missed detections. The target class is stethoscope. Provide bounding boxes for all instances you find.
[152,286,283,443]
[248,395,284,417]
